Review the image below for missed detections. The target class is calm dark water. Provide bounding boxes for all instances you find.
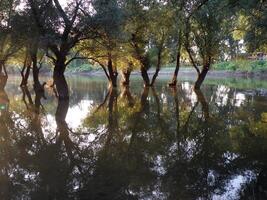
[0,75,267,200]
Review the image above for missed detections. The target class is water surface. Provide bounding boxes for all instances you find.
[0,76,267,200]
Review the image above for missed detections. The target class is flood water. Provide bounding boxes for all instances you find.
[0,75,267,200]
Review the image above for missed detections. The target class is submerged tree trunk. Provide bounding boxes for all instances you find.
[169,31,182,87]
[0,63,3,74]
[0,74,8,90]
[3,63,7,77]
[141,67,150,87]
[0,61,8,90]
[150,49,162,86]
[20,65,31,87]
[121,69,132,86]
[31,49,43,92]
[169,44,182,87]
[194,63,210,90]
[20,53,31,87]
[109,72,118,88]
[131,34,151,87]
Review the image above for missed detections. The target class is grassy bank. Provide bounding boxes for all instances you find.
[212,60,267,72]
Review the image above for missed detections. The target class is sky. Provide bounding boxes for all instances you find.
[17,0,69,11]
[59,0,68,7]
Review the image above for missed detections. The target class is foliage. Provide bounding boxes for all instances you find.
[213,59,267,72]
[0,0,267,88]
[67,63,95,73]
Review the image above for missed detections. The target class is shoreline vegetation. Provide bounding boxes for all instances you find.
[64,59,267,79]
[6,60,267,79]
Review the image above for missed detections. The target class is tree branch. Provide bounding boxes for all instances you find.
[65,56,87,66]
[88,57,110,80]
[53,0,70,25]
[186,46,200,75]
[46,50,56,64]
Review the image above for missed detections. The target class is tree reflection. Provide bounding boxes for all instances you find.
[81,84,267,199]
[0,84,11,200]
[194,89,209,120]
[0,81,267,199]
[0,74,8,90]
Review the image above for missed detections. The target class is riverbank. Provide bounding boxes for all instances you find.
[65,67,267,79]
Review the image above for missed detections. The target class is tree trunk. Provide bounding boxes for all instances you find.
[169,49,181,87]
[0,61,8,90]
[54,56,67,75]
[169,32,182,87]
[140,87,150,114]
[194,63,210,90]
[33,88,44,114]
[141,67,150,87]
[55,97,69,123]
[20,64,31,87]
[53,53,69,100]
[107,56,117,88]
[54,60,69,100]
[121,69,131,86]
[0,63,3,74]
[31,50,43,92]
[109,73,118,88]
[0,74,8,90]
[150,50,162,86]
[53,71,69,100]
[3,63,7,77]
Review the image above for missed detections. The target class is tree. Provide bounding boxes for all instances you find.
[78,0,125,88]
[12,4,47,90]
[237,0,267,52]
[185,0,232,89]
[168,0,187,86]
[122,0,152,87]
[0,0,21,82]
[149,1,173,86]
[28,0,93,98]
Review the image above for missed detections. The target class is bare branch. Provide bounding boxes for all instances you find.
[53,0,71,25]
[65,56,87,66]
[87,57,110,80]
[46,51,56,64]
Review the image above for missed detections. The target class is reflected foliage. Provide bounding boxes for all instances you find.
[0,77,267,199]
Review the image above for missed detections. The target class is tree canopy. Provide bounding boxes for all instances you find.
[0,0,267,89]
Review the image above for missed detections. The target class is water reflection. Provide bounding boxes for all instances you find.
[0,76,267,199]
